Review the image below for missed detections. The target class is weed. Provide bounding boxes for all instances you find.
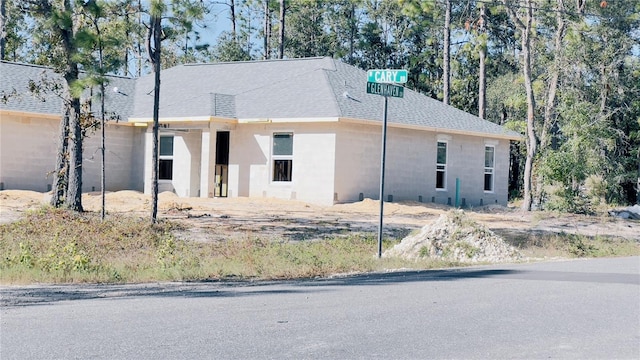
[1,208,638,285]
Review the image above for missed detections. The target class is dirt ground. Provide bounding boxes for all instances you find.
[0,190,638,243]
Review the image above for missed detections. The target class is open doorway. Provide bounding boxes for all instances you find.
[214,131,229,197]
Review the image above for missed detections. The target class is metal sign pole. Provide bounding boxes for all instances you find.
[377,95,388,258]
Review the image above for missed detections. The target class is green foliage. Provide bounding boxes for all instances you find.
[2,208,638,285]
[5,0,640,209]
[210,32,252,62]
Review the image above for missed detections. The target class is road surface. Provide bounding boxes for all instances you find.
[1,257,639,359]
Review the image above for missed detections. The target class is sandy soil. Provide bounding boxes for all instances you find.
[1,190,638,243]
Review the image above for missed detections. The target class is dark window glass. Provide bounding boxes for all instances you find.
[159,159,173,180]
[436,167,446,189]
[484,173,493,191]
[273,159,292,182]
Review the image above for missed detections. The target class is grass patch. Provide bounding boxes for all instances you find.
[0,208,452,284]
[504,231,640,259]
[2,208,638,285]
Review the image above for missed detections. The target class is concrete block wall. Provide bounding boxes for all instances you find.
[231,122,337,206]
[0,114,59,191]
[173,131,202,197]
[0,114,142,193]
[334,122,435,203]
[443,135,509,207]
[334,121,511,207]
[82,124,144,192]
[143,129,203,197]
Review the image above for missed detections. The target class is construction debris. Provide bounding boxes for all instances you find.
[383,210,521,263]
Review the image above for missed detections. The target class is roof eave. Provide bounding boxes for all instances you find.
[339,117,523,141]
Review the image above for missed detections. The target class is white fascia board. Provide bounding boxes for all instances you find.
[0,110,136,127]
[0,110,59,119]
[128,116,213,123]
[339,117,523,141]
[238,117,340,124]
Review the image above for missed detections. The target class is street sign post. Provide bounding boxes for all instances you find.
[367,69,408,84]
[365,69,407,258]
[366,82,404,98]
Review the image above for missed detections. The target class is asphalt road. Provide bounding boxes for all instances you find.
[1,257,639,359]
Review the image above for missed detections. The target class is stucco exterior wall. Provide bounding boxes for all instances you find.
[334,121,511,206]
[0,113,142,193]
[230,122,336,205]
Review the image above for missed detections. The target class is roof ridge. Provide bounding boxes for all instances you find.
[233,60,336,97]
[182,56,330,67]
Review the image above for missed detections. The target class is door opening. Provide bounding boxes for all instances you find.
[214,131,230,197]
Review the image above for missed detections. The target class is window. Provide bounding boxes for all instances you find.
[272,133,293,182]
[436,141,447,190]
[159,136,174,180]
[484,145,494,192]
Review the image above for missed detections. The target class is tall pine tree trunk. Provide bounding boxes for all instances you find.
[53,0,83,212]
[442,0,451,105]
[0,0,6,61]
[536,0,566,207]
[65,96,83,211]
[263,0,271,59]
[478,2,486,119]
[278,0,285,59]
[541,0,565,149]
[50,110,70,207]
[504,0,537,211]
[148,12,162,223]
[229,0,236,40]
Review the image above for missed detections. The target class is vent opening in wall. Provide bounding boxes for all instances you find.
[447,197,452,206]
[388,195,393,202]
[418,195,423,202]
[359,193,364,201]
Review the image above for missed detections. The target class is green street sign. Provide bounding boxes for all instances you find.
[367,69,408,84]
[366,82,404,98]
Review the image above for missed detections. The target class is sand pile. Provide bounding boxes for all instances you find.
[383,210,521,263]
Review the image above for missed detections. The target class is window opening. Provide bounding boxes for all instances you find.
[273,133,293,182]
[159,135,174,180]
[484,145,495,192]
[436,141,447,190]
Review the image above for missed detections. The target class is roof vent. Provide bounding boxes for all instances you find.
[342,91,360,102]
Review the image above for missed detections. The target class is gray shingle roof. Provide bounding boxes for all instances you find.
[131,57,341,119]
[131,57,519,139]
[2,58,520,139]
[0,61,135,121]
[326,60,520,138]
